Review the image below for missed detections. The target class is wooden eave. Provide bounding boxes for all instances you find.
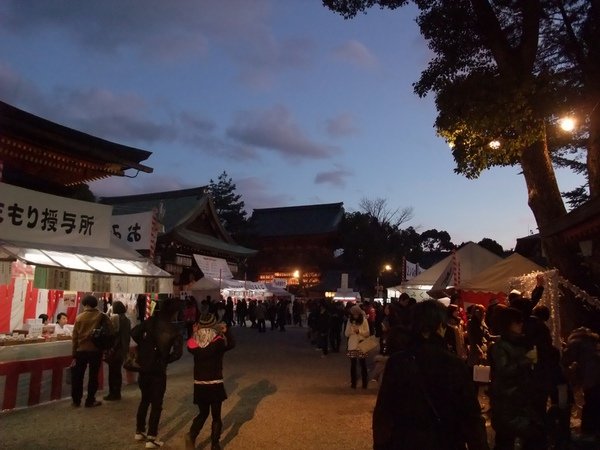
[0,101,153,186]
[542,197,600,242]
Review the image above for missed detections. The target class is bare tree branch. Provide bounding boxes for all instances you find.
[358,197,414,227]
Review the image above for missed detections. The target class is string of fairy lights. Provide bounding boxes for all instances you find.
[509,269,599,350]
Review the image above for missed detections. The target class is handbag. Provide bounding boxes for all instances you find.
[473,364,491,383]
[123,348,141,372]
[357,335,379,354]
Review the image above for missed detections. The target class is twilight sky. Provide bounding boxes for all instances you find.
[0,1,582,250]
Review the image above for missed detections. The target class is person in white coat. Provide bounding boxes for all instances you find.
[345,305,371,389]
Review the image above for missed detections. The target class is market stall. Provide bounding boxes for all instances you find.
[0,183,172,411]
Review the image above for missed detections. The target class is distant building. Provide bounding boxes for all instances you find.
[247,202,344,294]
[101,187,257,286]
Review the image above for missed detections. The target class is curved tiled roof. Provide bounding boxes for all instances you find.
[249,202,344,237]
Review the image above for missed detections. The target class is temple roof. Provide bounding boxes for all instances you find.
[102,186,209,234]
[249,202,344,237]
[102,186,256,258]
[0,101,153,188]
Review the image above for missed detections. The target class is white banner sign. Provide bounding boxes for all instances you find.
[0,182,111,248]
[193,254,233,280]
[111,211,155,250]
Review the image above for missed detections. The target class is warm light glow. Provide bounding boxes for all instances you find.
[44,251,91,271]
[22,250,57,266]
[86,259,121,274]
[488,140,501,150]
[559,117,576,132]
[293,270,300,278]
[383,264,392,272]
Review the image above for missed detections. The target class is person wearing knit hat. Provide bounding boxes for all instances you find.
[197,313,218,329]
[185,313,235,450]
[345,304,371,389]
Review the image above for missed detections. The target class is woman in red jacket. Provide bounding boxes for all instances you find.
[185,313,235,450]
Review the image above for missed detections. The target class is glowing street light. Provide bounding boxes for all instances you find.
[376,264,392,301]
[488,140,501,150]
[558,117,576,132]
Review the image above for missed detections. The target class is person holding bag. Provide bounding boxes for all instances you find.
[345,305,371,389]
[71,295,113,408]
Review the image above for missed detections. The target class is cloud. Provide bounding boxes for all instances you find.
[235,176,291,211]
[0,0,313,83]
[0,63,46,109]
[0,65,260,162]
[48,87,176,144]
[1,1,263,54]
[226,105,340,161]
[314,166,353,188]
[325,113,359,137]
[233,35,316,89]
[178,111,216,134]
[333,39,378,67]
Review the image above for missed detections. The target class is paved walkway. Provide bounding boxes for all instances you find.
[3,325,593,449]
[1,325,375,450]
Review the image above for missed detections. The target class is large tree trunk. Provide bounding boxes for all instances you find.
[588,99,600,198]
[519,133,592,291]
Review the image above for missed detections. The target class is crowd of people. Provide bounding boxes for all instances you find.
[66,278,600,450]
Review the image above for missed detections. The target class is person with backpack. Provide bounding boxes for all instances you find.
[71,295,113,408]
[185,313,235,450]
[131,298,183,449]
[373,300,489,450]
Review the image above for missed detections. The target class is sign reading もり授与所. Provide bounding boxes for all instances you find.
[0,182,112,248]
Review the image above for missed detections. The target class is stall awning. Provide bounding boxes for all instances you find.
[0,237,171,278]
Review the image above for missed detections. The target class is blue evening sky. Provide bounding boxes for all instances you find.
[0,1,582,250]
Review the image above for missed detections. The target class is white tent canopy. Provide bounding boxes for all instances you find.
[460,253,545,293]
[391,242,503,300]
[189,276,221,302]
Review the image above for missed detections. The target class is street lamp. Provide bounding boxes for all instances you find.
[376,264,392,302]
[558,117,576,132]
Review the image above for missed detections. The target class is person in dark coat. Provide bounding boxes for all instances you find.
[276,299,288,331]
[316,302,331,356]
[236,298,248,327]
[104,300,131,401]
[563,327,600,439]
[488,306,545,450]
[131,299,183,448]
[329,301,344,353]
[373,299,488,450]
[185,313,235,450]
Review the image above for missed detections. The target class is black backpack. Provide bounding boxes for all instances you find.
[91,313,114,351]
